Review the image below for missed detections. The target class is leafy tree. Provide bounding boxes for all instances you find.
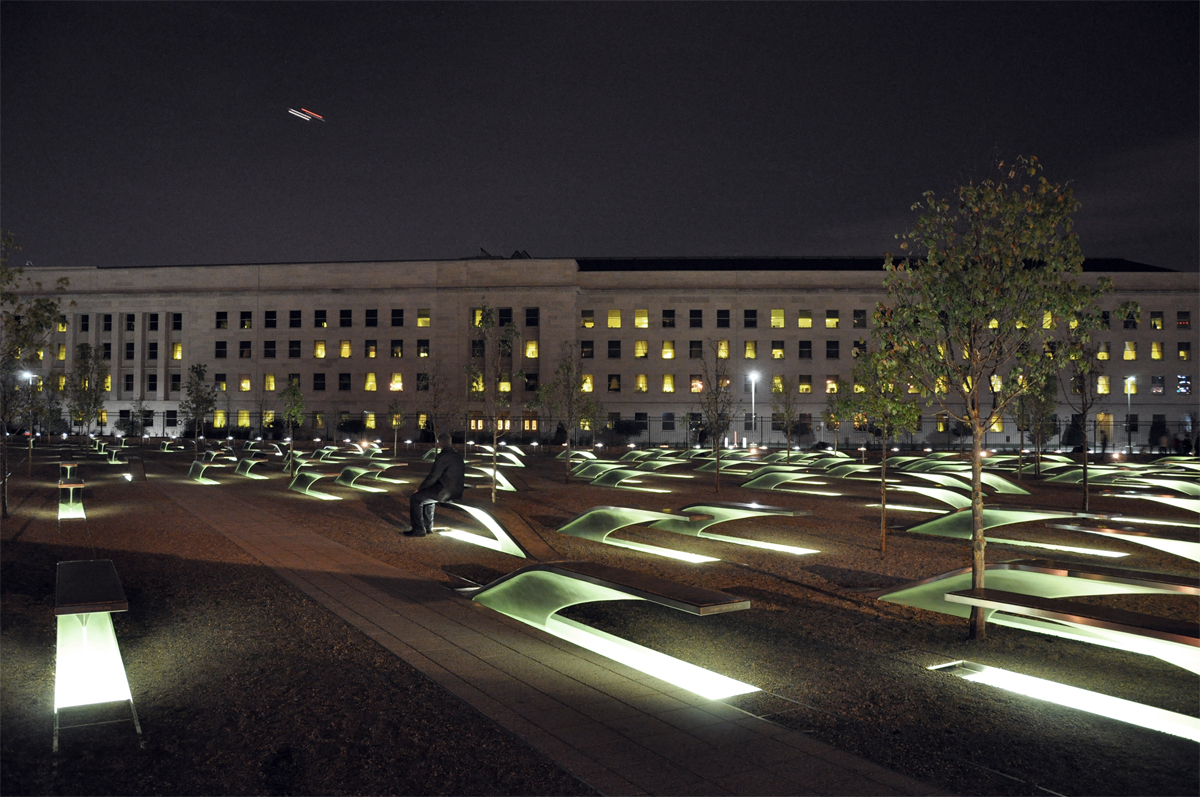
[530,342,605,483]
[65,343,109,437]
[1,232,69,517]
[850,346,922,553]
[1015,373,1059,477]
[115,398,148,438]
[878,156,1104,640]
[277,377,306,475]
[695,340,734,492]
[822,379,854,451]
[768,375,804,463]
[464,302,522,503]
[179,363,217,455]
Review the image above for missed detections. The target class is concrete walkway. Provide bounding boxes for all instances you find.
[159,479,941,796]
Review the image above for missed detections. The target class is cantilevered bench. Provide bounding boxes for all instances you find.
[287,469,341,500]
[435,501,531,558]
[1049,522,1200,563]
[556,506,718,562]
[647,501,818,555]
[335,465,389,493]
[234,457,270,480]
[186,460,225,485]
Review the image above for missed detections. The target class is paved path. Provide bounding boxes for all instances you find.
[159,479,941,796]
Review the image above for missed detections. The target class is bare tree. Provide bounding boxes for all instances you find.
[768,375,804,463]
[696,340,734,492]
[464,302,521,503]
[530,341,605,483]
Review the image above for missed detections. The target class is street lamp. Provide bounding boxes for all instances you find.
[1125,376,1135,454]
[749,371,759,447]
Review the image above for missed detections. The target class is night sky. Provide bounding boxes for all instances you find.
[2,2,1197,271]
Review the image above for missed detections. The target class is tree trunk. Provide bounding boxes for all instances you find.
[785,428,791,463]
[491,422,498,504]
[1081,416,1090,512]
[714,439,721,493]
[968,417,987,641]
[880,437,888,554]
[1,435,9,519]
[1016,429,1024,482]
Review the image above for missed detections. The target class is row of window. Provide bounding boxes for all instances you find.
[212,307,543,330]
[74,313,183,333]
[580,308,868,330]
[1099,341,1191,361]
[211,339,439,359]
[582,339,862,360]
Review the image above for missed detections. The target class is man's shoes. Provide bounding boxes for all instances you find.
[403,529,427,537]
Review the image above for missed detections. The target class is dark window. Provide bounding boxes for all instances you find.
[166,409,178,426]
[102,342,112,359]
[338,373,351,391]
[264,341,276,359]
[391,309,404,327]
[314,309,327,328]
[1151,376,1165,394]
[124,373,134,392]
[581,340,594,358]
[853,309,867,329]
[148,313,159,331]
[744,412,753,431]
[289,310,302,328]
[240,311,253,330]
[689,309,703,328]
[689,340,703,359]
[126,314,136,332]
[364,339,377,358]
[80,314,90,332]
[216,311,228,329]
[147,373,158,392]
[826,340,840,359]
[215,341,227,358]
[340,309,352,328]
[417,339,430,357]
[499,339,512,357]
[288,373,300,386]
[525,307,539,327]
[634,412,648,431]
[471,340,485,358]
[717,309,730,328]
[147,342,158,360]
[169,375,180,393]
[1126,414,1138,433]
[524,372,538,391]
[239,341,252,359]
[391,340,403,358]
[172,313,182,331]
[214,373,227,391]
[662,309,676,328]
[365,309,378,327]
[853,340,867,357]
[744,309,757,328]
[288,340,301,358]
[498,308,513,327]
[313,373,326,391]
[608,374,621,392]
[264,310,277,328]
[1179,311,1192,330]
[608,340,621,358]
[416,373,430,391]
[1100,311,1110,329]
[103,314,113,332]
[662,412,675,431]
[124,342,135,360]
[1123,311,1137,330]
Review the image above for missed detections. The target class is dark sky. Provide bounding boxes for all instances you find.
[2,2,1197,271]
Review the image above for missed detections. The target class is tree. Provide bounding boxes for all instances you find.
[1015,373,1059,477]
[695,340,734,492]
[878,156,1102,640]
[179,363,217,454]
[822,380,854,451]
[277,377,306,475]
[419,370,463,449]
[65,343,109,437]
[386,396,406,459]
[530,342,605,483]
[115,398,148,438]
[850,346,922,553]
[769,375,805,463]
[464,302,521,503]
[1,231,69,517]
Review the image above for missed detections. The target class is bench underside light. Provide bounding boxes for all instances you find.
[907,508,1127,558]
[558,507,720,563]
[649,504,820,556]
[438,503,527,558]
[471,570,758,700]
[54,612,142,751]
[930,660,1200,743]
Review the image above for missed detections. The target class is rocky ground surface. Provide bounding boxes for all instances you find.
[2,440,1197,796]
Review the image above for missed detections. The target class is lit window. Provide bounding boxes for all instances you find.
[264,374,276,391]
[237,410,250,427]
[391,340,403,358]
[935,376,948,394]
[1149,311,1163,330]
[103,375,112,392]
[1042,311,1054,329]
[770,309,785,329]
[1177,375,1192,395]
[240,376,251,392]
[57,318,67,332]
[634,309,648,328]
[634,340,648,358]
[826,378,838,394]
[1097,375,1110,395]
[169,342,182,361]
[987,318,998,329]
[524,340,539,358]
[772,374,783,392]
[717,340,729,359]
[853,381,865,394]
[365,372,377,391]
[417,309,430,327]
[365,412,376,430]
[1124,377,1137,395]
[744,341,757,359]
[499,373,512,393]
[798,375,812,393]
[36,348,44,361]
[581,310,594,329]
[990,417,1004,433]
[1123,342,1136,360]
[581,374,594,392]
[1151,375,1164,394]
[213,410,227,428]
[57,374,66,391]
[1096,342,1110,361]
[340,340,352,358]
[825,310,839,329]
[662,340,675,359]
[417,339,429,357]
[990,375,1002,393]
[389,373,403,391]
[469,373,484,393]
[690,375,703,393]
[364,340,377,358]
[1180,342,1192,361]
[607,374,621,392]
[314,341,326,358]
[579,418,592,431]
[797,310,812,329]
[523,414,538,431]
[57,344,66,361]
[263,410,275,425]
[771,341,784,360]
[608,309,621,329]
[908,384,919,394]
[635,374,648,393]
[1151,341,1163,360]
[662,374,675,393]
[98,410,107,425]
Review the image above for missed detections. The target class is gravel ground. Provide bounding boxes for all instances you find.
[2,442,1197,796]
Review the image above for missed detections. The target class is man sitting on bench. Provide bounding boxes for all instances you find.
[406,433,465,538]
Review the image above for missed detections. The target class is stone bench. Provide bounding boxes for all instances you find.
[186,460,225,485]
[287,469,341,500]
[234,458,270,480]
[334,465,388,493]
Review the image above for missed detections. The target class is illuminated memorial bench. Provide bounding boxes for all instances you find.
[465,465,517,492]
[53,560,142,752]
[573,461,629,480]
[287,469,342,500]
[587,467,686,493]
[234,457,270,480]
[104,447,125,465]
[468,561,758,700]
[437,501,530,558]
[58,478,86,520]
[649,502,819,555]
[186,460,226,485]
[1049,521,1200,563]
[335,465,389,493]
[367,462,409,484]
[904,507,1117,557]
[59,461,78,480]
[557,506,719,562]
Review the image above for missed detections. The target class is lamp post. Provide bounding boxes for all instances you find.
[21,372,36,473]
[749,371,758,447]
[1125,376,1134,454]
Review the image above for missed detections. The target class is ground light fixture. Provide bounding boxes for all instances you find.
[929,660,1200,743]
